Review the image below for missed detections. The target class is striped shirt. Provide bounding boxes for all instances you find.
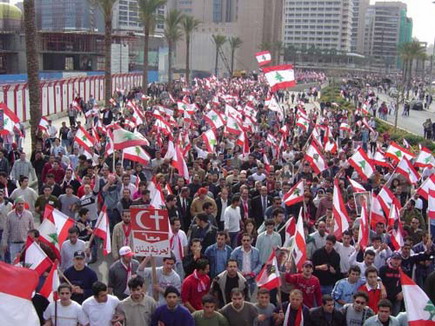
[1,209,34,245]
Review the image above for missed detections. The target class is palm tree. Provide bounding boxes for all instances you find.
[23,0,40,150]
[399,41,425,99]
[181,15,200,85]
[164,9,184,83]
[137,0,167,91]
[95,0,118,106]
[228,36,242,76]
[212,34,226,77]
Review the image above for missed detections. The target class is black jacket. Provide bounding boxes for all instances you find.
[309,306,345,326]
[312,247,342,286]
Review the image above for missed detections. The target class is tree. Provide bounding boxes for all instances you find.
[95,0,118,106]
[228,36,242,76]
[164,9,184,83]
[212,34,226,77]
[399,41,425,99]
[23,0,40,151]
[181,15,200,85]
[137,0,167,92]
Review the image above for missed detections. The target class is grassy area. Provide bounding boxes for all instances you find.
[320,86,435,152]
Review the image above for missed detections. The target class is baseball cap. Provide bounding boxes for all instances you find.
[14,196,25,204]
[74,251,86,259]
[119,246,134,257]
[303,260,313,267]
[390,252,402,260]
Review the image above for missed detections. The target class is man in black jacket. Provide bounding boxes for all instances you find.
[189,213,217,253]
[309,294,345,326]
[250,186,272,227]
[312,235,342,295]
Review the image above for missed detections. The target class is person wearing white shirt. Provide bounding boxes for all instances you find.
[82,281,120,326]
[169,217,188,279]
[334,231,356,275]
[224,196,242,248]
[43,283,88,326]
[365,236,392,270]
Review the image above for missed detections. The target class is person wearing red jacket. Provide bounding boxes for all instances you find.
[181,258,211,312]
[285,260,322,308]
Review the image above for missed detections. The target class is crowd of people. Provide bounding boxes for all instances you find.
[0,72,434,326]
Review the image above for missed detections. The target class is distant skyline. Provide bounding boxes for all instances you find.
[9,0,434,45]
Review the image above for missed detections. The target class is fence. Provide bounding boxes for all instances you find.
[0,73,144,121]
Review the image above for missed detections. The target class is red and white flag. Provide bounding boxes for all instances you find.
[148,177,166,209]
[417,174,435,200]
[256,250,281,290]
[263,65,296,92]
[385,141,415,161]
[403,138,410,149]
[332,178,350,240]
[201,129,217,153]
[292,208,307,272]
[94,205,111,256]
[396,157,420,185]
[112,125,150,150]
[225,114,243,135]
[347,177,366,193]
[429,189,435,220]
[339,122,351,133]
[283,180,304,206]
[169,142,190,183]
[39,262,60,302]
[388,203,400,228]
[22,237,52,276]
[39,205,75,260]
[0,261,40,326]
[415,147,434,168]
[74,126,95,152]
[400,269,435,326]
[348,147,375,181]
[284,216,296,245]
[0,103,21,135]
[373,148,389,167]
[38,117,50,133]
[105,130,114,157]
[255,51,272,66]
[377,186,400,218]
[304,142,327,174]
[296,115,310,132]
[124,146,151,166]
[204,109,225,129]
[370,194,386,228]
[358,201,369,249]
[324,139,338,154]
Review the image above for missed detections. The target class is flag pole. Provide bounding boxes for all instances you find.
[57,268,74,287]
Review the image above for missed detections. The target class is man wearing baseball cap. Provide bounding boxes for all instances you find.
[108,246,139,300]
[379,252,402,316]
[285,260,322,308]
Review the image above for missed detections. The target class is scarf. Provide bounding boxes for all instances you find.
[193,269,207,292]
[283,305,303,326]
[122,261,132,295]
[122,223,132,246]
[170,233,184,260]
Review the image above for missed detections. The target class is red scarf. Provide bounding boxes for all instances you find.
[193,269,207,292]
[122,223,131,246]
[170,233,184,260]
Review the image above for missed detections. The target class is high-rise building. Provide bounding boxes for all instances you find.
[282,0,354,52]
[368,1,411,70]
[350,0,369,54]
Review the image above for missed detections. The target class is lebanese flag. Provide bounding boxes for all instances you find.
[377,186,400,218]
[388,203,400,228]
[39,205,75,260]
[305,142,327,174]
[22,238,53,276]
[263,65,296,92]
[148,178,166,209]
[332,178,350,240]
[0,103,21,135]
[417,174,435,200]
[415,147,435,168]
[373,148,390,167]
[201,129,217,153]
[385,141,415,161]
[347,177,366,193]
[39,262,60,302]
[74,126,95,152]
[429,189,435,220]
[403,138,410,149]
[370,194,386,228]
[204,109,225,129]
[105,130,114,157]
[94,205,111,256]
[401,270,435,326]
[112,125,150,150]
[171,143,190,183]
[358,201,369,249]
[292,207,307,272]
[284,216,296,245]
[339,122,351,133]
[390,219,404,251]
[38,117,50,133]
[237,130,250,157]
[348,147,375,181]
[263,153,271,173]
[256,250,281,290]
[255,51,272,66]
[396,157,420,185]
[0,262,40,326]
[324,139,338,154]
[124,146,151,166]
[225,114,243,135]
[296,115,310,132]
[283,180,304,206]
